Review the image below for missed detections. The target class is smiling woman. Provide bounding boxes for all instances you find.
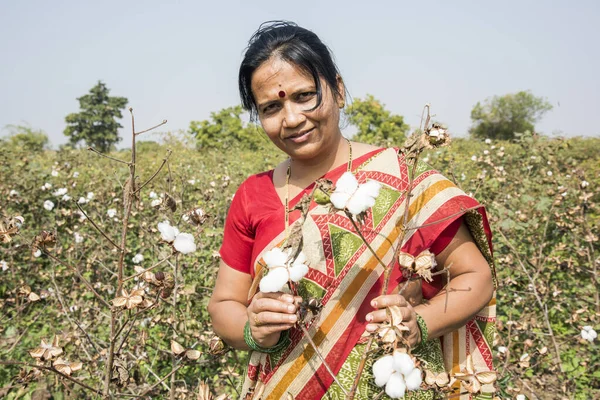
[207,21,496,400]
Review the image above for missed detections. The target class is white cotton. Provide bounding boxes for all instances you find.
[62,194,71,201]
[87,192,94,200]
[385,372,406,399]
[107,209,117,218]
[581,180,589,188]
[263,247,288,267]
[77,197,87,204]
[485,138,492,144]
[393,351,415,376]
[73,171,79,178]
[471,155,477,161]
[259,267,289,293]
[0,260,8,272]
[516,395,526,400]
[53,188,68,197]
[581,326,597,342]
[51,170,58,177]
[497,346,507,354]
[158,221,178,242]
[173,233,197,254]
[149,191,158,199]
[404,367,422,390]
[372,355,395,387]
[43,200,55,211]
[9,190,19,197]
[331,172,382,216]
[74,232,84,243]
[33,249,42,257]
[151,199,161,207]
[14,216,24,227]
[132,254,144,264]
[289,263,308,282]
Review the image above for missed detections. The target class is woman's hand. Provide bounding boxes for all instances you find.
[365,294,421,347]
[247,291,299,348]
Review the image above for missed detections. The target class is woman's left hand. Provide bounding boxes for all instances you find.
[364,294,421,347]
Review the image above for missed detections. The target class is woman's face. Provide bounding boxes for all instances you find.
[251,58,344,161]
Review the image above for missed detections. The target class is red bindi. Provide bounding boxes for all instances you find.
[278,90,286,98]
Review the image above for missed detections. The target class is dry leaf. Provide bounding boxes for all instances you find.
[196,380,213,400]
[476,371,498,385]
[29,336,63,360]
[112,289,144,309]
[53,358,82,376]
[28,292,41,302]
[397,249,436,282]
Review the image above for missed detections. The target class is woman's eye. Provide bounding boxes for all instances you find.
[298,92,315,101]
[262,103,279,114]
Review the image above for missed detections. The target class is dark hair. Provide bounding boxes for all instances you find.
[239,21,346,119]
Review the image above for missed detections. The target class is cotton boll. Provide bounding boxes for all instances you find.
[346,195,370,216]
[132,254,144,264]
[404,367,423,390]
[259,267,289,293]
[173,233,197,254]
[393,352,415,376]
[43,200,55,211]
[336,172,359,194]
[372,355,394,387]
[263,247,288,267]
[581,326,597,342]
[289,263,308,282]
[385,371,406,399]
[330,192,352,210]
[158,222,177,242]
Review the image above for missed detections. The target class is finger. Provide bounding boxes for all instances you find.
[365,309,389,324]
[256,311,297,326]
[253,297,297,314]
[370,294,408,309]
[256,291,295,304]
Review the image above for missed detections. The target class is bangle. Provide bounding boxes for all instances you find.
[415,313,429,345]
[243,321,290,354]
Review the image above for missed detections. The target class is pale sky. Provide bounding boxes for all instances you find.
[1,0,598,148]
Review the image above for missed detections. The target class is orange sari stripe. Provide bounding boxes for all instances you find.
[407,179,456,223]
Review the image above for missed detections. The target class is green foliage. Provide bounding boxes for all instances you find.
[469,91,553,140]
[63,81,128,152]
[345,95,409,147]
[188,105,268,150]
[1,124,49,152]
[1,132,598,398]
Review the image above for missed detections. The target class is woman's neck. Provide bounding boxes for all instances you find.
[289,135,349,186]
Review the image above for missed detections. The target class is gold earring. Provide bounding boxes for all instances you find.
[339,102,345,109]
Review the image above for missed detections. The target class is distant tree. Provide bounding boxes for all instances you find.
[469,91,553,140]
[345,95,409,147]
[2,124,49,152]
[64,81,128,152]
[188,106,264,150]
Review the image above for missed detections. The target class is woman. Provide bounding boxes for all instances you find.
[208,21,496,400]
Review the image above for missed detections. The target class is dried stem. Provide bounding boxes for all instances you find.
[298,323,348,396]
[75,201,123,251]
[0,361,102,395]
[43,251,110,308]
[138,365,183,397]
[123,253,175,282]
[170,256,179,400]
[135,119,167,136]
[134,149,173,194]
[88,147,131,165]
[347,110,428,400]
[345,210,388,271]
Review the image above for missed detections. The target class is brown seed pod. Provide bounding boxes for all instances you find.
[155,271,165,281]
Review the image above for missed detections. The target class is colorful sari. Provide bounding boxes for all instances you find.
[221,147,496,400]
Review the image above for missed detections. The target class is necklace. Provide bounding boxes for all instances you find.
[284,138,353,236]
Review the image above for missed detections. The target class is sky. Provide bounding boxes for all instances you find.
[1,0,599,149]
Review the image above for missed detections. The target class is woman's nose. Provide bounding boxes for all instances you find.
[282,103,306,128]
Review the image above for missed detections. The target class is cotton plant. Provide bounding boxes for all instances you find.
[372,351,423,398]
[259,247,309,293]
[157,221,197,254]
[132,253,144,264]
[330,171,382,217]
[43,200,55,211]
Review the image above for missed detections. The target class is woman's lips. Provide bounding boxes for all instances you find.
[286,128,314,144]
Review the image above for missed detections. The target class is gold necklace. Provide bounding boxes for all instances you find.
[285,138,353,236]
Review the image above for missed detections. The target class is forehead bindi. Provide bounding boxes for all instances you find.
[251,59,314,102]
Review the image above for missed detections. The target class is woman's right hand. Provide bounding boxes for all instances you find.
[247,291,299,348]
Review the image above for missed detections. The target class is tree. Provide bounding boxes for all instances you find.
[345,95,409,147]
[2,124,49,152]
[64,81,128,152]
[469,91,553,140]
[188,106,265,150]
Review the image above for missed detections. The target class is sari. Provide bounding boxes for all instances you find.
[220,147,497,400]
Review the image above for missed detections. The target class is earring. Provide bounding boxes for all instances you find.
[339,102,345,109]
